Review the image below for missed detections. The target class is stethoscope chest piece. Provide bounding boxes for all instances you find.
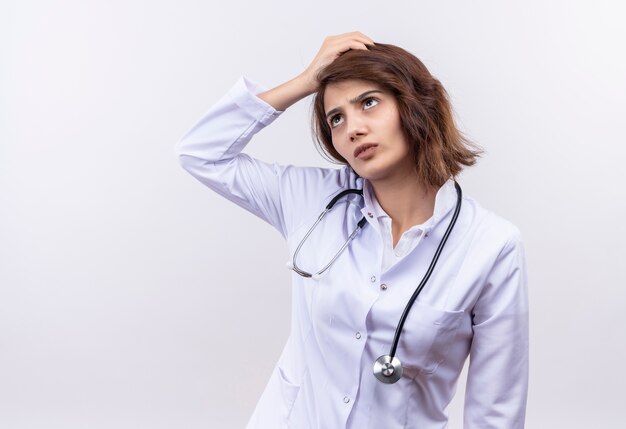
[373,354,403,384]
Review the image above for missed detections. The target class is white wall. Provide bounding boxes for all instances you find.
[1,0,625,428]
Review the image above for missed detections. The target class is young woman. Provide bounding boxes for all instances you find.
[176,32,528,429]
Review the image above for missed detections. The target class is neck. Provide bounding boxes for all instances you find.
[370,174,438,246]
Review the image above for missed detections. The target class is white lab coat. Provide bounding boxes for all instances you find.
[176,77,529,428]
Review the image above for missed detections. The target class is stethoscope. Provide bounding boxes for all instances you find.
[288,181,462,384]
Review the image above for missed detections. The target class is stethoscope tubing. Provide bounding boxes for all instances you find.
[388,181,462,358]
[291,189,366,278]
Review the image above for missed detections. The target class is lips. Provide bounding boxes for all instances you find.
[353,143,378,159]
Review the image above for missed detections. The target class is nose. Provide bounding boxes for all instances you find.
[347,114,367,142]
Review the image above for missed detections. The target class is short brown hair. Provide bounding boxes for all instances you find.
[312,43,482,188]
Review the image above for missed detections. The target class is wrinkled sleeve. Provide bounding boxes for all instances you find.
[464,233,529,428]
[175,77,290,236]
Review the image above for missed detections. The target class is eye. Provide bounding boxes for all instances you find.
[363,97,379,110]
[329,114,344,128]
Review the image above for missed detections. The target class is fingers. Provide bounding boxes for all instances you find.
[346,40,370,51]
[320,34,372,61]
[300,32,376,92]
[350,31,375,46]
[330,31,375,46]
[324,31,375,53]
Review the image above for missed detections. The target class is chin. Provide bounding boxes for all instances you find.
[352,168,388,182]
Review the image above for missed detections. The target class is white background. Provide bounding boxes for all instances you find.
[1,1,625,428]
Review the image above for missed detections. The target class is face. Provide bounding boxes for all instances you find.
[323,80,415,184]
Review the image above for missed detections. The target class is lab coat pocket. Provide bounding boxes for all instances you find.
[398,301,464,376]
[277,366,301,421]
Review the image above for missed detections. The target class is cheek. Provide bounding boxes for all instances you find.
[389,121,410,153]
[331,142,357,169]
[330,133,349,159]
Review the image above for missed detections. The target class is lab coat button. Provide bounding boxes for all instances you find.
[380,283,388,291]
[355,332,362,339]
[343,396,350,403]
[370,276,376,283]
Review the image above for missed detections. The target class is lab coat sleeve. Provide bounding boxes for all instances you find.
[175,77,296,237]
[463,231,529,428]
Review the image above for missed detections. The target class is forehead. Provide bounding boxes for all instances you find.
[323,79,386,112]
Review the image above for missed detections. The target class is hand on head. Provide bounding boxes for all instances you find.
[301,32,375,94]
[257,32,374,112]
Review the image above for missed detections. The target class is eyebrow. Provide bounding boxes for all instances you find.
[325,90,384,120]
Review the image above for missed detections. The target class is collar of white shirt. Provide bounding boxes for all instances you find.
[361,178,458,232]
[360,178,458,270]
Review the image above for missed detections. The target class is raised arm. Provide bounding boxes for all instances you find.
[176,33,374,235]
